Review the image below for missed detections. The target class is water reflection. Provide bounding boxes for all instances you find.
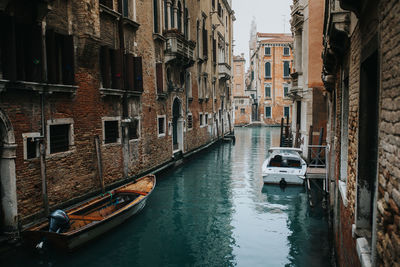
[1,127,330,267]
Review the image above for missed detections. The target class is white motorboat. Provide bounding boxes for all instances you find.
[262,147,307,185]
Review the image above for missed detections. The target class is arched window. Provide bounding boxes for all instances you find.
[177,2,182,32]
[265,62,271,78]
[184,7,188,38]
[153,0,159,33]
[170,0,175,28]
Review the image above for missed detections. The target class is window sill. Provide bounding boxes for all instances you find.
[283,76,291,79]
[100,88,124,98]
[102,142,122,147]
[99,4,120,19]
[264,76,272,79]
[0,79,78,95]
[356,237,372,267]
[338,180,348,207]
[157,92,168,100]
[129,139,140,143]
[158,133,166,138]
[122,17,140,31]
[47,149,75,159]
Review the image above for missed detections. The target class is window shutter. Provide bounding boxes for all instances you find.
[62,35,75,85]
[46,29,57,83]
[110,49,123,89]
[156,62,163,94]
[202,29,208,58]
[133,56,143,92]
[125,53,134,90]
[212,38,216,62]
[27,25,43,82]
[100,46,111,88]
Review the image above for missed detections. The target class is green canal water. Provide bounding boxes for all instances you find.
[1,127,331,267]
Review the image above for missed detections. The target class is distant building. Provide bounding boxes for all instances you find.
[289,0,327,157]
[248,33,293,125]
[233,54,250,126]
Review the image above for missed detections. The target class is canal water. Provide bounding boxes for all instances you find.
[1,127,331,267]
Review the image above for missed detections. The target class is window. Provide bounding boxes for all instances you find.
[100,47,143,92]
[283,84,289,97]
[205,113,208,125]
[265,107,271,118]
[199,113,203,126]
[235,106,238,110]
[153,0,159,32]
[265,47,271,55]
[46,29,75,85]
[128,118,140,140]
[265,62,271,78]
[283,61,290,77]
[164,0,168,29]
[50,124,70,153]
[156,62,164,94]
[184,7,189,38]
[104,120,119,144]
[23,133,40,160]
[202,19,208,59]
[177,2,182,32]
[187,114,193,129]
[240,108,245,114]
[265,84,271,98]
[283,47,290,56]
[170,0,175,28]
[158,115,166,137]
[284,106,290,118]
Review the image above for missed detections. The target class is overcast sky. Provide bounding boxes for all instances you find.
[232,0,292,65]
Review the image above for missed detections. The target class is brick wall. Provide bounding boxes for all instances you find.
[376,0,400,265]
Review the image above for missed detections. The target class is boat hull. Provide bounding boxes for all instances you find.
[23,175,155,250]
[262,174,304,185]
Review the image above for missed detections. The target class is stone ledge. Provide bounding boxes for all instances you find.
[356,237,372,267]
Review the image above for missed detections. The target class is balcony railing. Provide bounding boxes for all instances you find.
[164,30,195,66]
[218,63,231,80]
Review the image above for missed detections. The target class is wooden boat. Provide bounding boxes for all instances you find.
[23,174,156,250]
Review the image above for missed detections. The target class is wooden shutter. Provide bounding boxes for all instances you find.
[100,46,111,88]
[133,56,143,92]
[62,35,75,85]
[46,29,57,83]
[125,53,134,90]
[27,25,43,82]
[110,49,123,89]
[3,16,17,81]
[156,62,163,94]
[202,29,208,58]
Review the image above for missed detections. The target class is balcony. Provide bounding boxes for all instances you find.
[218,63,231,80]
[164,30,195,67]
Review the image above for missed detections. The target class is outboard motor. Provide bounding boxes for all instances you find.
[48,210,70,233]
[36,210,70,249]
[279,178,287,189]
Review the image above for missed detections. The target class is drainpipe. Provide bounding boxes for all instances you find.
[40,19,49,217]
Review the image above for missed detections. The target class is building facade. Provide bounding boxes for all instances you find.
[248,33,293,125]
[289,0,327,157]
[0,0,234,236]
[232,54,250,126]
[322,0,400,266]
